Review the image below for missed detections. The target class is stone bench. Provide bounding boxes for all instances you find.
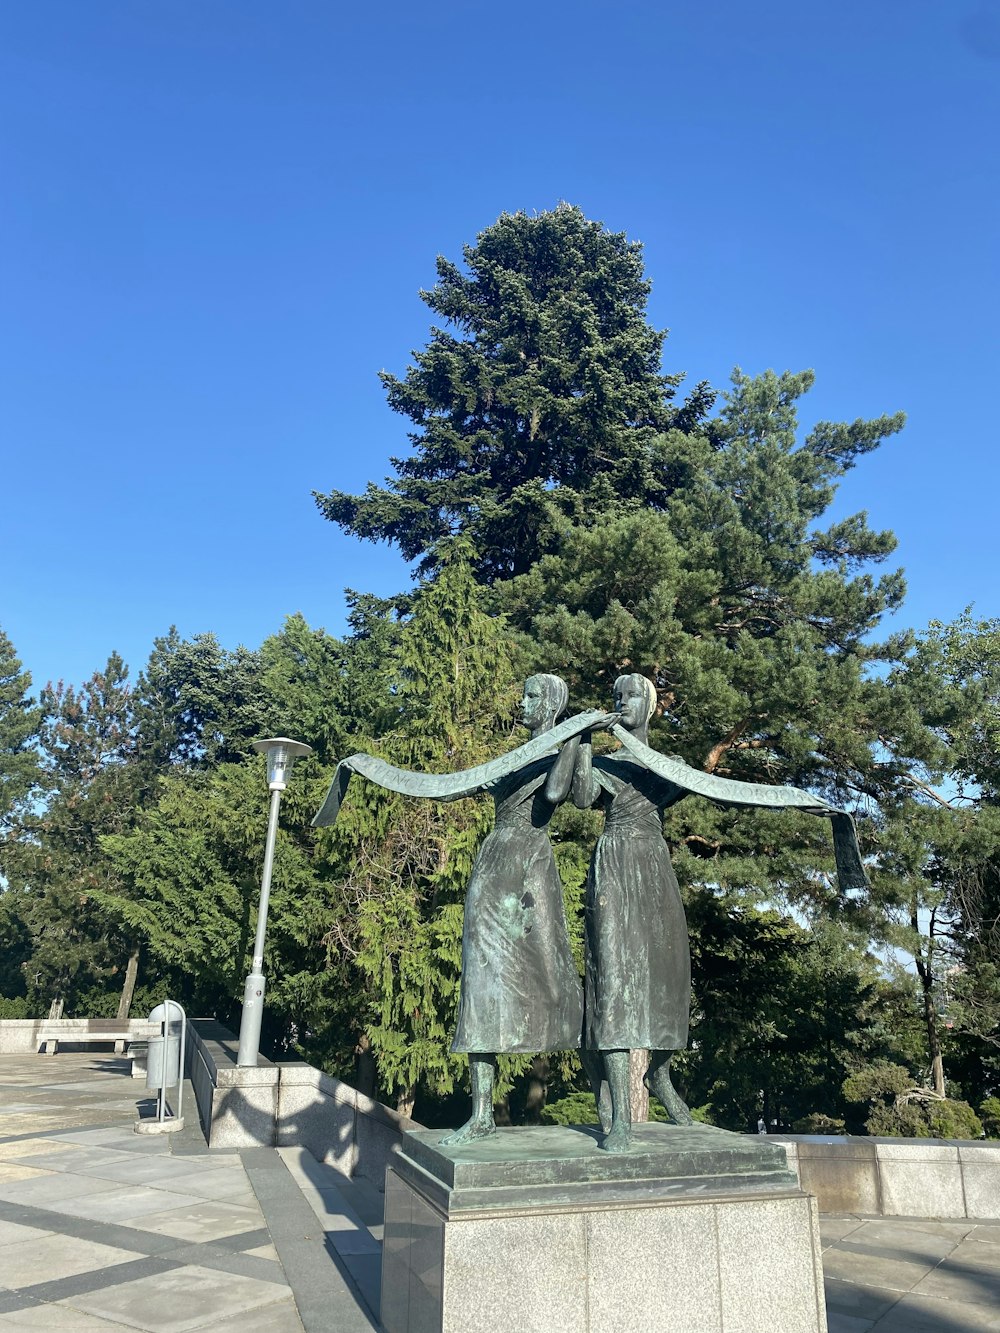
[37,1019,160,1055]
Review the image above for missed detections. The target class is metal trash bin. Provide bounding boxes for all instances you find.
[146,1001,183,1091]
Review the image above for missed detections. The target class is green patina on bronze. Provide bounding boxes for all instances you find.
[313,670,867,1154]
[610,724,867,894]
[311,707,608,827]
[312,680,605,1146]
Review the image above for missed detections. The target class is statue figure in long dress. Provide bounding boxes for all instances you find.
[313,675,609,1145]
[566,673,866,1153]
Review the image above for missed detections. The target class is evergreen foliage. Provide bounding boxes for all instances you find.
[317,541,522,1106]
[865,614,1000,1103]
[843,1062,984,1139]
[680,899,908,1131]
[2,655,138,1006]
[315,204,713,581]
[0,628,43,840]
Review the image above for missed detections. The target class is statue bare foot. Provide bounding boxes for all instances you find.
[599,1122,633,1153]
[649,1067,693,1126]
[439,1116,496,1147]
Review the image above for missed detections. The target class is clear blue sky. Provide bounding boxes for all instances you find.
[3,1,998,694]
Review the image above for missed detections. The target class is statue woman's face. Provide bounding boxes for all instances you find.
[519,676,548,730]
[614,676,649,731]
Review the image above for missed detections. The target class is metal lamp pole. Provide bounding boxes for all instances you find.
[236,737,312,1067]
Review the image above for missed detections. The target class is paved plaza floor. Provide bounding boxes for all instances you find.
[0,1053,378,1331]
[2,1052,1000,1331]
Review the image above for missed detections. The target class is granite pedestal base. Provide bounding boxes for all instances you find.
[381,1123,827,1333]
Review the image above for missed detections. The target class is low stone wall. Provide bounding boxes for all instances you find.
[276,1061,420,1189]
[773,1135,1000,1219]
[184,1021,419,1185]
[0,1018,155,1055]
[185,1019,281,1149]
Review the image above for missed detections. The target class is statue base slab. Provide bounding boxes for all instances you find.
[380,1124,827,1333]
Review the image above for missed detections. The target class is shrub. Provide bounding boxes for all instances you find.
[540,1091,714,1128]
[925,1099,983,1141]
[791,1113,847,1135]
[844,1063,983,1138]
[979,1096,1000,1139]
[540,1092,600,1127]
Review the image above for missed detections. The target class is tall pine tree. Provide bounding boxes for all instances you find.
[315,204,712,581]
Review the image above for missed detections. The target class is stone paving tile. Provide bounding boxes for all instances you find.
[871,1292,1000,1331]
[827,1217,1000,1332]
[0,1116,69,1135]
[1,1232,138,1288]
[341,1251,382,1315]
[56,1262,291,1333]
[243,1148,378,1332]
[189,1295,304,1331]
[0,1219,52,1246]
[910,1260,1000,1306]
[0,1306,135,1329]
[15,1052,1000,1333]
[0,1173,122,1207]
[57,1186,208,1224]
[155,1239,286,1284]
[161,1168,258,1203]
[827,1314,875,1333]
[245,1241,280,1262]
[822,1246,934,1292]
[826,1276,901,1324]
[821,1215,868,1245]
[14,1255,183,1305]
[831,1219,963,1259]
[0,1139,74,1159]
[873,1218,976,1240]
[946,1237,1000,1268]
[11,1146,143,1175]
[276,1145,380,1255]
[48,1127,166,1148]
[45,1154,217,1188]
[120,1199,266,1243]
[0,1198,192,1256]
[0,1297,34,1319]
[0,1166,50,1185]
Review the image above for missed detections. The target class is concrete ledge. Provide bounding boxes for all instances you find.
[186,1019,280,1149]
[773,1134,1000,1219]
[184,1022,420,1185]
[277,1060,421,1189]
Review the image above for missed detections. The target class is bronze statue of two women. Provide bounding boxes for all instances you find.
[314,673,865,1152]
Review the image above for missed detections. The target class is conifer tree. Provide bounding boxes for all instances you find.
[4,655,135,1008]
[499,368,906,922]
[98,617,358,1058]
[315,204,712,581]
[0,629,45,1002]
[318,541,520,1112]
[869,615,1000,1100]
[0,628,43,841]
[133,629,272,773]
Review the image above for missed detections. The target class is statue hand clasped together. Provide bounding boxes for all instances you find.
[312,675,609,1145]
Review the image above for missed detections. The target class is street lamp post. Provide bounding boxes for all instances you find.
[236,737,312,1067]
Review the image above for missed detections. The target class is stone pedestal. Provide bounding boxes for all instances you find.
[381,1123,827,1333]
